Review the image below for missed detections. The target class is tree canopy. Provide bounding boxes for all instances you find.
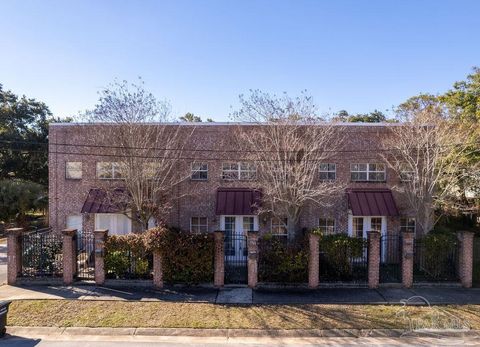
[334,109,393,123]
[179,112,213,122]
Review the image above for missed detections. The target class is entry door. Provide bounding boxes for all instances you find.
[349,216,387,238]
[221,215,258,261]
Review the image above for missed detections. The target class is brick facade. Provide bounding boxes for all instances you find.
[48,123,416,237]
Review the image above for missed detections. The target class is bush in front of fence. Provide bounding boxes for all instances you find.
[145,227,215,284]
[317,233,367,282]
[104,233,152,280]
[258,233,308,283]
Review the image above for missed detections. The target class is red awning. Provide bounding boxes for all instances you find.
[81,188,123,214]
[216,188,262,215]
[347,189,399,216]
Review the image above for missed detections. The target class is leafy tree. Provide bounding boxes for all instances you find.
[0,84,69,186]
[0,179,47,225]
[179,112,202,122]
[334,109,391,123]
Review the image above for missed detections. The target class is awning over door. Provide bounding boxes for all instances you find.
[81,188,123,214]
[215,188,262,215]
[347,188,399,216]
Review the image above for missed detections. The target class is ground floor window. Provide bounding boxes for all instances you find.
[349,216,387,238]
[352,217,364,238]
[318,218,335,234]
[190,217,208,233]
[400,217,416,233]
[94,213,131,235]
[271,217,288,236]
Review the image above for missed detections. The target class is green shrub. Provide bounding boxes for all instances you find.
[258,233,308,283]
[146,227,214,284]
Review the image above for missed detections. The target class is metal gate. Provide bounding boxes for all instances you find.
[75,231,95,280]
[380,233,402,283]
[473,237,480,287]
[224,231,248,284]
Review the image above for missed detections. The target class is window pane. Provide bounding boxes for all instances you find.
[66,162,82,179]
[353,217,363,238]
[371,218,382,231]
[97,162,112,179]
[272,217,287,235]
[191,162,208,180]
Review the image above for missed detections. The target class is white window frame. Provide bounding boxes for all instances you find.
[319,163,336,180]
[318,218,336,234]
[96,162,123,179]
[191,162,208,181]
[190,216,208,233]
[271,217,288,236]
[94,213,132,235]
[348,215,387,238]
[65,162,82,180]
[350,163,386,182]
[400,217,416,234]
[222,162,256,181]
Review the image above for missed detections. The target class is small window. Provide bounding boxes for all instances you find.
[271,217,288,236]
[400,170,415,182]
[400,217,416,233]
[66,162,82,179]
[144,162,160,179]
[352,217,364,238]
[318,218,335,234]
[191,163,208,180]
[97,162,123,179]
[351,163,385,182]
[222,162,256,180]
[190,217,208,233]
[371,217,382,232]
[319,163,336,180]
[243,216,255,232]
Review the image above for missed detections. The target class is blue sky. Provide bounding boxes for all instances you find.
[1,0,479,121]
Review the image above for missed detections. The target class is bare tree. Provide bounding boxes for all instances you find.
[382,98,474,234]
[232,90,346,240]
[86,79,194,231]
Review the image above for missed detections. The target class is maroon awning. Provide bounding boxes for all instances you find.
[215,188,262,215]
[81,188,122,214]
[347,189,399,216]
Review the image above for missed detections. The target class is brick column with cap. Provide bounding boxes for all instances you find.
[308,233,320,289]
[458,231,474,288]
[401,231,415,288]
[6,228,23,285]
[153,250,163,289]
[62,228,77,285]
[214,231,225,287]
[94,229,108,285]
[367,230,380,289]
[247,231,258,288]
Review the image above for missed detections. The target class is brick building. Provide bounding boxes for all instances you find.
[48,122,418,243]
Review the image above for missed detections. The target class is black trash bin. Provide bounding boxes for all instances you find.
[0,301,11,337]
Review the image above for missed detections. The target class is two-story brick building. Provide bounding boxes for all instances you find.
[48,122,418,247]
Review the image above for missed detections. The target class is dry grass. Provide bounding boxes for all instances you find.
[8,300,480,330]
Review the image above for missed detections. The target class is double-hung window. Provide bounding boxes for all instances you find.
[97,162,123,179]
[400,168,415,182]
[400,217,416,233]
[66,162,82,179]
[190,217,208,233]
[222,162,256,180]
[319,163,336,180]
[191,163,208,180]
[271,217,288,237]
[318,218,335,234]
[351,163,386,182]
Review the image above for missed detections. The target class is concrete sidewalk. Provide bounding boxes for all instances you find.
[1,284,480,305]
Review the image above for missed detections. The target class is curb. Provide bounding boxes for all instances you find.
[6,326,479,338]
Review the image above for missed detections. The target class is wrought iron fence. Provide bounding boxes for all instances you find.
[105,249,153,280]
[75,231,95,280]
[21,228,63,278]
[380,233,402,283]
[413,236,459,282]
[319,235,368,283]
[224,231,248,284]
[258,235,308,283]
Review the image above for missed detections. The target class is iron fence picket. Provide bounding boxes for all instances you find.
[75,231,95,280]
[380,233,402,283]
[413,237,459,282]
[224,231,248,284]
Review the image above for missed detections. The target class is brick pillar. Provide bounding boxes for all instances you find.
[94,229,108,285]
[153,250,163,289]
[401,231,414,288]
[308,233,320,289]
[367,230,380,289]
[6,228,23,285]
[458,231,474,288]
[62,228,77,285]
[247,231,258,288]
[214,231,225,287]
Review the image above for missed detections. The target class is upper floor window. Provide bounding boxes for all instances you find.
[190,217,208,233]
[222,162,256,180]
[319,163,336,180]
[350,163,386,182]
[191,163,208,180]
[400,169,415,182]
[97,162,123,179]
[65,162,82,180]
[271,217,288,236]
[400,217,416,233]
[318,218,335,234]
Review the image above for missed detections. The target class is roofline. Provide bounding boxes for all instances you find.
[50,121,406,127]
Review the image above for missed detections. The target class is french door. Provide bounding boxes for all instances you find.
[348,216,387,238]
[221,215,258,261]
